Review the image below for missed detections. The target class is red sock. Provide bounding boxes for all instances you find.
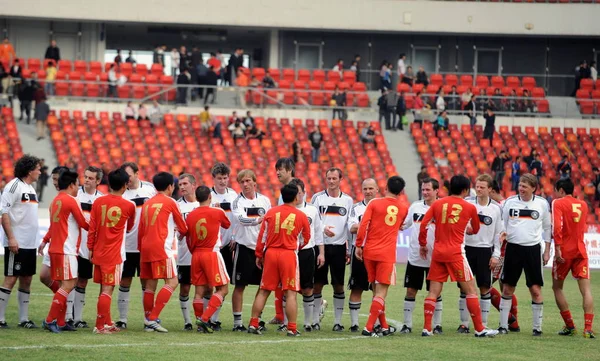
[57,295,68,327]
[148,286,174,321]
[201,294,224,322]
[584,313,594,331]
[489,287,501,311]
[143,290,155,319]
[274,287,284,322]
[193,299,203,319]
[288,322,297,333]
[509,294,519,327]
[249,317,260,328]
[378,302,389,330]
[423,297,436,332]
[48,281,60,294]
[365,297,384,332]
[96,292,112,329]
[466,294,484,333]
[46,288,68,324]
[560,310,575,329]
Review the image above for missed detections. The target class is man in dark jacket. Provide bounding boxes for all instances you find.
[557,155,571,179]
[491,150,509,190]
[395,92,406,131]
[204,66,218,105]
[19,79,35,123]
[377,89,387,126]
[331,88,346,120]
[44,40,60,63]
[529,153,543,182]
[483,108,496,143]
[35,97,50,140]
[384,89,398,131]
[176,68,190,104]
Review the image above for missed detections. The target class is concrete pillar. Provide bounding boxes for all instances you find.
[268,29,279,69]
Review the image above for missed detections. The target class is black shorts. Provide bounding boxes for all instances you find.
[122,252,141,278]
[77,256,93,280]
[220,245,234,279]
[232,244,262,287]
[314,245,347,287]
[501,243,543,288]
[404,261,430,291]
[299,247,316,290]
[178,265,191,285]
[4,248,36,277]
[348,247,370,291]
[465,246,493,289]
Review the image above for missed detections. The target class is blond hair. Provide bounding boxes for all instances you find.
[476,174,494,188]
[237,169,256,183]
[519,173,538,189]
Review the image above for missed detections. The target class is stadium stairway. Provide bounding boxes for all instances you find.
[382,129,422,201]
[547,96,582,119]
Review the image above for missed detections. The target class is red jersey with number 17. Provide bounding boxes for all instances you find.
[185,206,231,252]
[419,197,480,262]
[255,204,311,259]
[552,196,588,259]
[356,197,408,263]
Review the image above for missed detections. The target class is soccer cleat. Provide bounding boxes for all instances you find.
[247,325,262,335]
[17,320,37,329]
[433,325,443,335]
[115,321,127,329]
[381,328,394,337]
[532,329,543,337]
[0,321,8,329]
[73,321,89,329]
[304,325,313,332]
[258,321,268,332]
[509,323,521,332]
[43,320,61,334]
[268,317,283,325]
[106,324,121,333]
[319,300,328,322]
[92,326,112,335]
[232,325,247,332]
[389,325,397,333]
[196,319,214,334]
[457,325,470,334]
[60,322,77,332]
[287,330,301,337]
[475,328,499,338]
[374,325,382,333]
[350,325,360,333]
[583,330,596,339]
[557,326,577,336]
[276,324,288,332]
[399,325,412,334]
[210,321,222,332]
[332,324,345,332]
[144,320,168,333]
[497,327,508,335]
[311,323,321,331]
[421,329,433,337]
[183,323,193,331]
[362,328,379,337]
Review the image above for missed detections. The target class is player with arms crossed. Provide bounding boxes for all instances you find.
[186,186,231,333]
[248,184,311,337]
[552,178,595,338]
[401,178,440,334]
[41,170,89,333]
[139,172,188,333]
[87,169,136,334]
[419,175,498,337]
[499,173,551,336]
[355,176,409,337]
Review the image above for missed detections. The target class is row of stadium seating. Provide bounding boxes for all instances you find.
[46,111,400,204]
[575,89,600,115]
[412,122,600,224]
[0,108,25,185]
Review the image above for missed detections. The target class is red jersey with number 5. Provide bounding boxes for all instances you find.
[185,206,231,252]
[255,204,311,258]
[552,196,588,259]
[355,197,408,263]
[419,197,480,262]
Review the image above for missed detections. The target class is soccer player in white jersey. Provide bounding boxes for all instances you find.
[0,155,42,329]
[499,173,551,336]
[457,174,504,332]
[116,162,157,329]
[230,169,271,331]
[176,174,199,331]
[400,178,440,334]
[311,167,353,331]
[347,178,378,332]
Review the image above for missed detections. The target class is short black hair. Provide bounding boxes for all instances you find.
[211,162,231,177]
[14,154,42,179]
[326,167,343,179]
[593,167,599,172]
[275,157,295,176]
[421,177,439,190]
[387,176,406,195]
[58,170,79,190]
[195,185,212,203]
[108,169,130,191]
[85,166,103,181]
[51,166,70,176]
[288,178,305,192]
[555,178,574,195]
[449,175,471,196]
[491,180,501,193]
[120,162,139,173]
[152,172,174,191]
[281,184,299,203]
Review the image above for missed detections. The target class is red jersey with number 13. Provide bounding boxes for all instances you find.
[552,196,588,259]
[255,204,311,258]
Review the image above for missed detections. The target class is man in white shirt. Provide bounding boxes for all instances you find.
[0,155,42,328]
[499,173,551,336]
[397,53,407,80]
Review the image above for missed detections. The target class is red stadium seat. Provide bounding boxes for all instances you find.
[491,76,504,88]
[120,63,133,77]
[297,69,311,82]
[343,71,356,85]
[267,68,280,82]
[430,74,443,87]
[522,76,536,90]
[580,78,594,91]
[150,63,164,76]
[313,70,325,83]
[28,58,42,72]
[135,64,148,76]
[89,61,102,75]
[460,75,473,86]
[282,68,295,82]
[58,60,72,71]
[445,74,458,87]
[506,76,520,89]
[476,75,489,88]
[74,60,87,73]
[252,68,266,82]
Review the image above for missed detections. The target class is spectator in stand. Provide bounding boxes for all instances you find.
[236,68,249,107]
[170,48,180,76]
[114,49,123,66]
[230,111,241,124]
[396,91,407,131]
[415,66,429,87]
[491,150,509,189]
[529,153,543,183]
[397,53,407,82]
[125,51,136,65]
[37,164,49,202]
[124,101,136,120]
[520,89,535,113]
[476,88,487,112]
[216,50,226,85]
[196,58,209,99]
[228,118,246,140]
[360,125,376,144]
[434,110,449,133]
[177,67,191,104]
[108,63,118,97]
[491,88,503,112]
[153,45,165,67]
[245,123,264,142]
[244,111,254,127]
[511,156,521,191]
[446,85,460,112]
[0,37,16,65]
[571,61,584,97]
[483,107,495,143]
[262,73,275,88]
[332,59,344,81]
[379,61,391,90]
[213,118,223,144]
[179,46,190,73]
[580,60,591,80]
[417,166,429,200]
[207,52,221,78]
[331,87,347,120]
[199,105,214,134]
[384,87,398,131]
[35,97,50,141]
[148,100,162,126]
[523,149,538,170]
[435,88,446,114]
[401,65,414,86]
[138,103,149,121]
[44,61,57,96]
[591,61,598,82]
[291,141,303,164]
[228,48,244,86]
[18,77,34,123]
[413,91,431,126]
[557,155,571,179]
[204,66,218,105]
[464,94,477,130]
[377,88,387,126]
[507,89,518,112]
[44,40,60,63]
[9,58,22,79]
[0,62,7,94]
[309,127,323,163]
[353,54,361,82]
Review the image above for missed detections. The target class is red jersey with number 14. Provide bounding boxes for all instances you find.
[185,206,231,252]
[419,197,480,262]
[552,196,588,259]
[356,197,408,263]
[255,204,311,259]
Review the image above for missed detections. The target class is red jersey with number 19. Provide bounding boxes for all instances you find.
[552,196,588,259]
[255,204,311,258]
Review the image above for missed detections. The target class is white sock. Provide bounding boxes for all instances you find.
[349,301,361,327]
[179,295,191,325]
[203,296,210,314]
[458,293,469,327]
[333,292,345,325]
[480,293,492,327]
[211,303,222,323]
[433,296,443,327]
[0,287,11,322]
[499,296,512,329]
[17,289,30,323]
[403,297,415,328]
[282,296,288,325]
[313,293,323,325]
[65,290,75,321]
[73,287,86,322]
[532,302,543,331]
[303,295,314,327]
[117,286,130,322]
[233,312,243,327]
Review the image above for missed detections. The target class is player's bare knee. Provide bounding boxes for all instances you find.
[3,276,17,289]
[349,289,362,301]
[405,288,418,299]
[166,278,179,289]
[529,286,542,301]
[120,277,133,288]
[18,276,32,290]
[479,286,490,295]
[179,284,190,297]
[333,284,344,294]
[216,285,229,297]
[501,284,515,297]
[301,288,313,297]
[76,278,88,289]
[202,288,213,298]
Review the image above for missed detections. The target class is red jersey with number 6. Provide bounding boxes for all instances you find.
[419,197,480,262]
[552,196,588,259]
[255,204,311,258]
[185,206,231,252]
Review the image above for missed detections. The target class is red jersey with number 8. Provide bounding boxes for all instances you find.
[552,196,588,259]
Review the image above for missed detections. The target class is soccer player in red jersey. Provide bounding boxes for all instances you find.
[419,175,498,337]
[138,172,188,333]
[185,186,231,333]
[248,184,311,337]
[87,169,136,334]
[552,178,595,338]
[355,176,409,337]
[41,170,89,333]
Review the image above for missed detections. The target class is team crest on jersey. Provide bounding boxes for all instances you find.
[338,208,347,216]
[307,217,313,225]
[530,211,540,220]
[478,214,493,226]
[14,262,21,271]
[257,208,266,216]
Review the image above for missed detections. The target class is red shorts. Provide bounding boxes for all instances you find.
[260,248,299,292]
[93,264,123,286]
[140,256,178,280]
[428,256,473,283]
[553,258,590,281]
[191,251,229,287]
[364,259,396,285]
[49,254,78,281]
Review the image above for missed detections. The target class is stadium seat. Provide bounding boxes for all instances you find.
[343,71,356,85]
[445,74,458,87]
[506,76,520,89]
[460,75,473,86]
[252,68,266,82]
[491,76,504,88]
[282,68,295,82]
[28,58,42,72]
[58,60,72,71]
[150,64,164,76]
[476,75,489,88]
[430,74,443,87]
[89,61,102,75]
[297,69,311,82]
[74,60,87,73]
[327,70,341,83]
[580,78,594,91]
[267,68,280,82]
[522,76,536,90]
[293,80,306,90]
[120,63,133,77]
[135,64,148,76]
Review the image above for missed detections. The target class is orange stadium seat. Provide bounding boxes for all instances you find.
[74,60,87,73]
[28,58,42,72]
[252,68,265,81]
